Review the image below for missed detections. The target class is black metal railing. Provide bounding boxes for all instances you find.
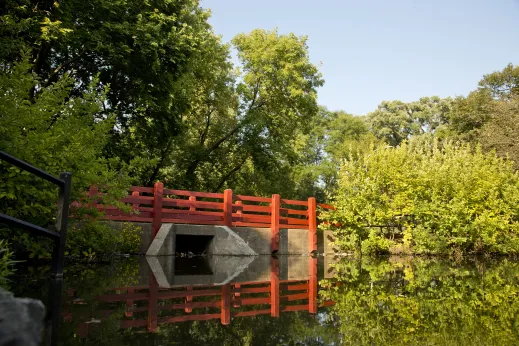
[0,150,71,276]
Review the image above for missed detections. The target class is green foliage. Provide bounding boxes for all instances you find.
[0,240,15,287]
[117,223,143,254]
[67,221,143,259]
[368,97,452,146]
[323,139,519,255]
[479,63,519,99]
[0,0,216,185]
[321,257,519,345]
[0,57,130,256]
[162,28,324,198]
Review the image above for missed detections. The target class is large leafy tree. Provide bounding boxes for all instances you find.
[444,63,519,167]
[1,0,214,184]
[159,29,324,197]
[368,97,452,146]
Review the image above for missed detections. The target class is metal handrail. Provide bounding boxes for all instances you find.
[0,150,71,276]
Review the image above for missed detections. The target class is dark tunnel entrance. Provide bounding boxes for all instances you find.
[175,234,214,255]
[174,234,214,275]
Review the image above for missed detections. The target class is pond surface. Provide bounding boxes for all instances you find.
[10,255,519,345]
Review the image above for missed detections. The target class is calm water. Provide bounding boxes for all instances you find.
[9,255,519,345]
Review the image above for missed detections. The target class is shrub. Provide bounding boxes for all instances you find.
[0,240,15,287]
[323,139,519,255]
[66,221,143,259]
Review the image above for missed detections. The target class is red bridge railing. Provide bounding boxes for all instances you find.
[85,182,333,252]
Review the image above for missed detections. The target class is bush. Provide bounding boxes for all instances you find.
[323,139,519,255]
[0,58,130,259]
[0,240,15,287]
[66,221,143,259]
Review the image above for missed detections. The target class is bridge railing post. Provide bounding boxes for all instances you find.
[270,256,280,317]
[88,184,98,209]
[221,284,231,325]
[309,256,318,314]
[131,190,140,212]
[223,189,233,227]
[308,197,317,253]
[271,194,280,253]
[152,181,163,238]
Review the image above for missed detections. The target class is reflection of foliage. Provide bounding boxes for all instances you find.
[321,257,519,345]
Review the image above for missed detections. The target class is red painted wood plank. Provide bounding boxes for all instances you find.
[235,297,270,306]
[120,196,154,205]
[281,292,309,301]
[97,288,223,302]
[164,313,221,323]
[162,199,223,210]
[233,309,270,317]
[287,283,309,291]
[280,199,309,206]
[280,208,307,216]
[166,301,221,310]
[309,257,318,313]
[160,213,222,222]
[271,194,280,252]
[308,197,317,252]
[318,203,335,210]
[233,286,270,294]
[147,274,158,332]
[234,204,271,213]
[103,215,154,222]
[232,214,271,223]
[282,304,308,312]
[280,224,311,230]
[280,217,308,225]
[221,284,231,325]
[161,209,223,218]
[103,209,154,218]
[130,186,154,193]
[223,189,233,227]
[270,257,280,317]
[232,222,275,228]
[163,189,224,199]
[161,218,224,225]
[234,195,271,203]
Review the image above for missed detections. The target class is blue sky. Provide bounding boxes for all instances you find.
[201,0,519,115]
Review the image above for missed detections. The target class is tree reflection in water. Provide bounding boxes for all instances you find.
[321,257,519,346]
[12,256,519,345]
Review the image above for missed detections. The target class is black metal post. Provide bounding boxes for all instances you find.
[51,172,72,276]
[44,278,63,346]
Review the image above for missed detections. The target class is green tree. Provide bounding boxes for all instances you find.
[161,29,324,197]
[478,63,519,99]
[0,59,128,256]
[368,97,452,146]
[0,0,216,185]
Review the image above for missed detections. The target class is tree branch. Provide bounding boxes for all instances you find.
[199,106,214,146]
[214,155,249,191]
[43,50,87,87]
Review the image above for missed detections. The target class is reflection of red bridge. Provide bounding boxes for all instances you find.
[62,257,335,336]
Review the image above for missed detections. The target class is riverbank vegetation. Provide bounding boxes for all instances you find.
[1,1,519,258]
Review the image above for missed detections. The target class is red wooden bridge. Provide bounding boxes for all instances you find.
[62,257,336,336]
[85,182,333,252]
